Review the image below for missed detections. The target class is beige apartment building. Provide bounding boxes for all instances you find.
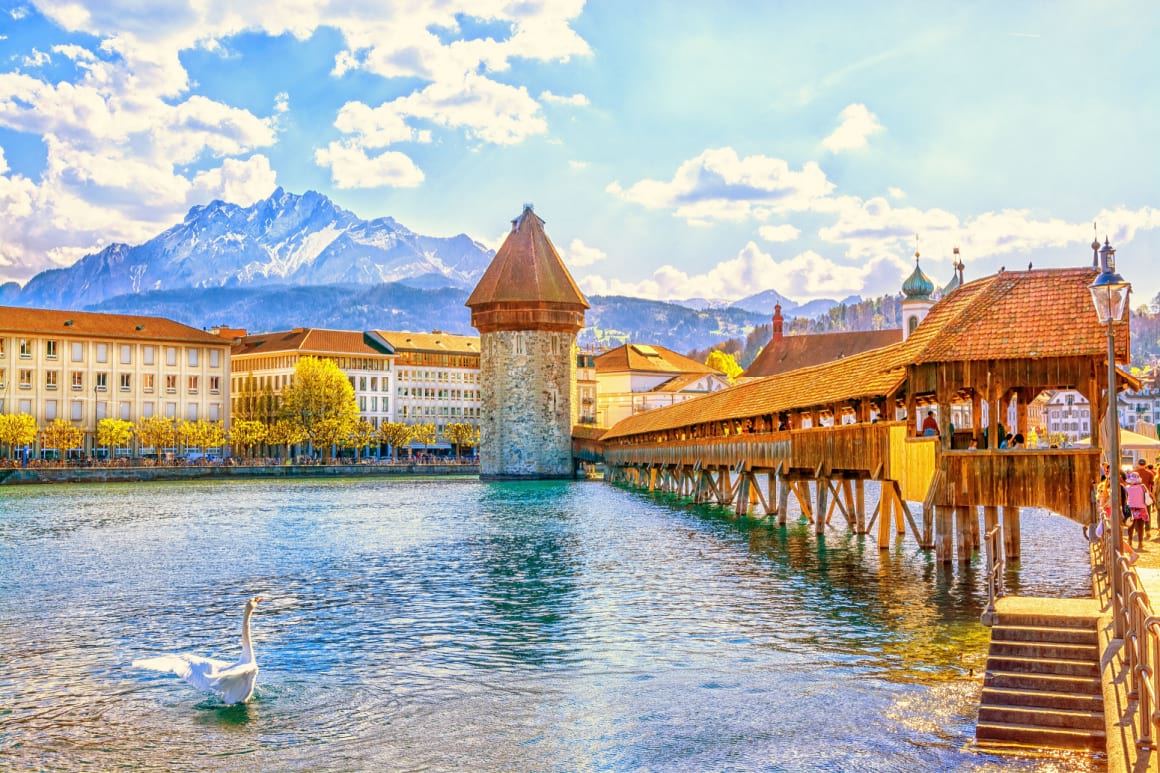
[0,306,231,455]
[228,328,396,428]
[377,330,481,452]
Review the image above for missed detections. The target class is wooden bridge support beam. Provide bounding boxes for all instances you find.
[1003,506,1021,562]
[878,485,893,550]
[955,505,972,563]
[854,479,866,534]
[815,477,829,535]
[777,474,790,526]
[935,504,954,563]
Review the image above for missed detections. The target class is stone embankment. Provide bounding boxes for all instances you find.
[0,463,479,485]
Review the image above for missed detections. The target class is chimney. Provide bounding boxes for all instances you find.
[772,303,784,342]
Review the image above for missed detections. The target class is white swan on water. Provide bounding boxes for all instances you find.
[134,596,263,705]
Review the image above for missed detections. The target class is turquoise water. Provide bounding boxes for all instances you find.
[0,478,1099,771]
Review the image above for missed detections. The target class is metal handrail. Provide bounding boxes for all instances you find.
[981,524,1004,626]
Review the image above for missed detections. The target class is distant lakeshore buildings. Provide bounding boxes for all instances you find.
[1,226,1156,461]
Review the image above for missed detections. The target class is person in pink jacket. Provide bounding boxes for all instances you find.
[1127,471,1150,549]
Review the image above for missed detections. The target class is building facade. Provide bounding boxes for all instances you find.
[377,330,481,451]
[594,343,729,427]
[0,306,231,455]
[466,205,588,479]
[229,328,396,428]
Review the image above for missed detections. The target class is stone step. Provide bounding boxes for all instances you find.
[985,655,1099,678]
[990,624,1099,646]
[976,721,1106,752]
[988,640,1100,662]
[993,612,1099,632]
[984,670,1102,695]
[981,685,1104,712]
[977,704,1104,731]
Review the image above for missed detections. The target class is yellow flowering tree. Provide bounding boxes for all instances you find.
[0,413,37,459]
[378,422,413,460]
[410,422,437,459]
[41,419,84,460]
[229,419,267,459]
[279,356,359,457]
[705,350,743,384]
[267,418,307,461]
[97,418,134,456]
[342,418,378,461]
[444,422,480,461]
[135,416,177,461]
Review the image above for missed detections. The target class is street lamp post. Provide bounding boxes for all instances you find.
[1089,237,1131,638]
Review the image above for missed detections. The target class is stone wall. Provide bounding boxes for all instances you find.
[0,463,478,485]
[479,329,576,479]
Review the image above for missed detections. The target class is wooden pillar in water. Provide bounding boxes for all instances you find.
[815,477,829,535]
[854,479,867,534]
[1002,506,1021,561]
[878,485,893,549]
[955,506,971,563]
[935,505,955,563]
[777,474,790,526]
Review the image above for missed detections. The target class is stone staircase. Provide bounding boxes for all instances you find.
[976,607,1105,752]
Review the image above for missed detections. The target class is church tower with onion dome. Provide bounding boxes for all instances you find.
[466,205,589,479]
[900,249,935,341]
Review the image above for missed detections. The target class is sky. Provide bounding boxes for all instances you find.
[0,1,1157,306]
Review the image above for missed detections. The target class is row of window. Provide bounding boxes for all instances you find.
[397,387,479,401]
[349,376,391,394]
[0,338,223,368]
[0,368,219,394]
[397,369,478,384]
[3,398,222,423]
[398,405,480,419]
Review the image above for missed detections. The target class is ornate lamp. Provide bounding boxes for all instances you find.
[1089,238,1131,638]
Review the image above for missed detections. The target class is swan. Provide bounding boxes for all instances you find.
[134,596,263,705]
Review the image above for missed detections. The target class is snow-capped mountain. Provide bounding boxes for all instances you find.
[16,188,495,309]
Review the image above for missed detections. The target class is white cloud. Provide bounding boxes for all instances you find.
[579,242,901,302]
[568,159,589,170]
[887,186,905,199]
[821,103,884,153]
[608,147,835,225]
[540,90,589,106]
[273,91,289,114]
[563,238,606,267]
[758,224,800,242]
[22,49,51,68]
[189,155,277,207]
[314,141,425,189]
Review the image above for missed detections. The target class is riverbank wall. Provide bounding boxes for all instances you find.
[0,463,480,485]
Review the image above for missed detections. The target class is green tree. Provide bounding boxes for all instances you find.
[0,413,37,458]
[41,419,83,460]
[135,416,177,461]
[444,422,480,460]
[97,418,134,454]
[279,357,359,457]
[378,421,413,460]
[705,349,743,384]
[229,419,268,459]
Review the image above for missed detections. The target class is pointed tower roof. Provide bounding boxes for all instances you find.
[467,205,588,333]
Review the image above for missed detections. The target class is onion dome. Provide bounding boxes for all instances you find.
[902,252,934,300]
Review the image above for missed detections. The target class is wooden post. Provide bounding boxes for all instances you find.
[816,477,829,535]
[843,480,856,532]
[736,474,750,516]
[955,505,971,563]
[777,473,790,526]
[854,479,866,533]
[1002,506,1021,561]
[936,505,954,563]
[794,481,813,521]
[878,486,893,550]
[767,471,777,517]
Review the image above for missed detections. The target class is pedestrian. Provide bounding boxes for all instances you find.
[921,410,939,437]
[1138,459,1156,532]
[1127,471,1150,549]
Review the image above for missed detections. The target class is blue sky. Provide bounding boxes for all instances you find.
[1,1,1157,305]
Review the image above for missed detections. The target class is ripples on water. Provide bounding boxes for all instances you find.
[0,478,1100,771]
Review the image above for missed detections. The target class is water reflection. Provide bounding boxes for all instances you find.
[0,478,1099,771]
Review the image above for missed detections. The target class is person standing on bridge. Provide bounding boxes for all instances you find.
[1136,459,1155,535]
[1126,471,1150,550]
[921,410,939,437]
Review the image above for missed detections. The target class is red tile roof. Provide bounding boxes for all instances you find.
[602,267,1122,440]
[595,343,719,375]
[742,328,902,378]
[465,206,589,309]
[0,305,226,344]
[233,328,393,357]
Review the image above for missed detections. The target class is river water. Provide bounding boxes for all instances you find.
[0,478,1100,772]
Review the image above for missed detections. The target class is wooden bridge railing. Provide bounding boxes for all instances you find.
[931,448,1101,523]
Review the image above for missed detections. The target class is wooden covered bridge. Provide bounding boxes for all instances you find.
[573,267,1132,563]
